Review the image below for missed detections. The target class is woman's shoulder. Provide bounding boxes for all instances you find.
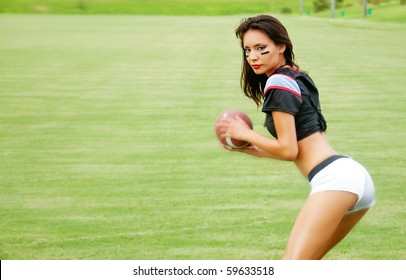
[275,67,317,90]
[275,66,305,77]
[265,68,301,92]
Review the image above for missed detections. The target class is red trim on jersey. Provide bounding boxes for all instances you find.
[277,73,296,81]
[264,86,302,98]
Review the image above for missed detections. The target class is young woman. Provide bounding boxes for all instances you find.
[216,15,375,259]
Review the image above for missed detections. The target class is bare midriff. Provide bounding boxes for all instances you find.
[294,132,339,178]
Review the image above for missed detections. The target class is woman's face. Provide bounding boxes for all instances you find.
[242,29,286,77]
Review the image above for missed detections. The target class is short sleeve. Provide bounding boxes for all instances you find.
[262,74,302,115]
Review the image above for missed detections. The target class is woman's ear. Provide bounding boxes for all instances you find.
[279,44,286,54]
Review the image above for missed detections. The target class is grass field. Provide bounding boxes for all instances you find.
[1,0,406,22]
[0,14,405,260]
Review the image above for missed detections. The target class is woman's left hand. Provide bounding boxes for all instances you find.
[216,115,252,142]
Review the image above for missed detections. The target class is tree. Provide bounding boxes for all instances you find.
[78,0,86,10]
[313,0,329,13]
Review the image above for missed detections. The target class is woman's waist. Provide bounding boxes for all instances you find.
[294,132,338,178]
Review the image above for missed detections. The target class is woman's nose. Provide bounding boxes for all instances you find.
[248,51,258,61]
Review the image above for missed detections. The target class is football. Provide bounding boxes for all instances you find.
[215,109,253,148]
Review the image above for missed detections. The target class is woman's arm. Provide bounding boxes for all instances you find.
[217,111,298,161]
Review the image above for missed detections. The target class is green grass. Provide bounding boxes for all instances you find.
[1,0,289,15]
[0,14,405,260]
[0,0,405,22]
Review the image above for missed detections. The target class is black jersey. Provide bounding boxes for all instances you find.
[262,67,327,141]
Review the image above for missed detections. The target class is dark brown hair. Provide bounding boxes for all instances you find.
[235,15,299,106]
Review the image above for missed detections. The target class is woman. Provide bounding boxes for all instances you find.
[216,15,375,259]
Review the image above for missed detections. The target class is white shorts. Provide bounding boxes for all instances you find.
[308,156,375,213]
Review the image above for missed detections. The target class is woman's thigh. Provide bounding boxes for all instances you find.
[283,191,358,259]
